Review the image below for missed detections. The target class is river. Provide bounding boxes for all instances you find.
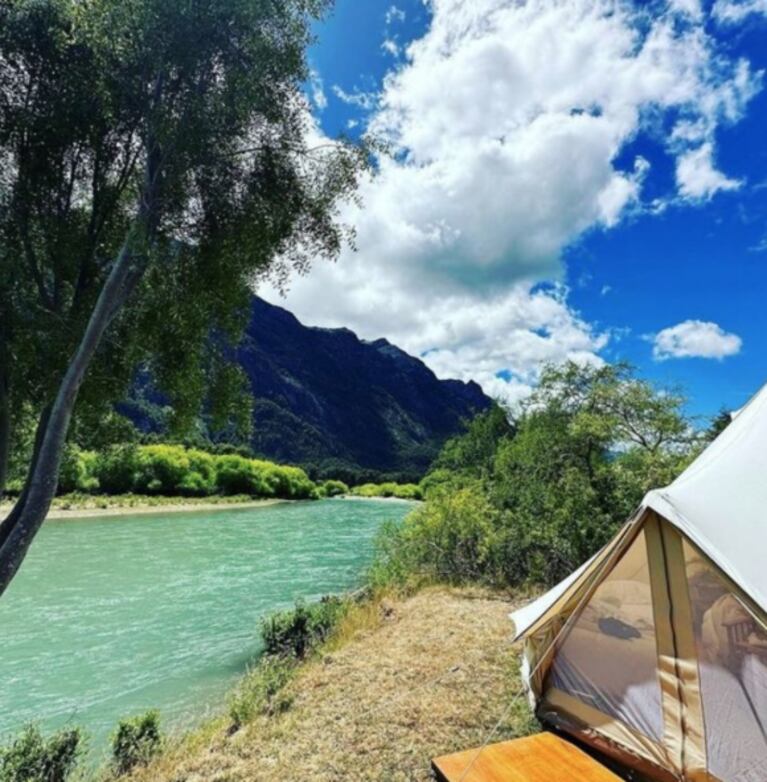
[0,498,412,760]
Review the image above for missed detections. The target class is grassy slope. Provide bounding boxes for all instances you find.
[125,587,536,782]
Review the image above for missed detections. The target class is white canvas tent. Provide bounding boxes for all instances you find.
[510,383,767,782]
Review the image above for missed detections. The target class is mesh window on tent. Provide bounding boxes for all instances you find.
[548,529,664,742]
[684,541,767,782]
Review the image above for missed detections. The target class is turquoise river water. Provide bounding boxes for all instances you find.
[0,498,412,760]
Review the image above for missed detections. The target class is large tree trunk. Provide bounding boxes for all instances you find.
[0,231,148,597]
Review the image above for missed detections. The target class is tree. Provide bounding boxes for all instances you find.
[491,362,699,582]
[0,0,365,596]
[383,361,702,589]
[707,407,732,442]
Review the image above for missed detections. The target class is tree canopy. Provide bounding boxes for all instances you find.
[0,0,366,594]
[375,361,706,589]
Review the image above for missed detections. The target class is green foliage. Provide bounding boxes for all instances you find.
[707,407,732,442]
[374,362,702,589]
[0,725,81,782]
[261,597,348,659]
[213,454,315,499]
[429,404,514,488]
[133,445,216,496]
[351,482,423,500]
[372,483,498,586]
[54,443,321,500]
[229,656,296,729]
[111,711,162,776]
[92,445,139,495]
[57,447,99,494]
[321,479,349,497]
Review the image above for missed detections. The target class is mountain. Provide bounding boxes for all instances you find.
[122,297,491,482]
[234,298,491,482]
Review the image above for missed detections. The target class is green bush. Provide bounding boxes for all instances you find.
[372,484,498,587]
[111,711,162,776]
[261,597,347,659]
[0,725,81,782]
[214,454,274,497]
[272,465,315,499]
[351,482,423,500]
[321,479,349,497]
[133,445,216,496]
[58,447,99,494]
[92,445,139,494]
[229,656,296,729]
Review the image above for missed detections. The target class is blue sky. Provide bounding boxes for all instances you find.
[264,0,767,419]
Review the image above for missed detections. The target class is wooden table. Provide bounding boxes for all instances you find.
[431,732,623,782]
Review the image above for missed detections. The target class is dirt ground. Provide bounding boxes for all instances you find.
[130,587,535,782]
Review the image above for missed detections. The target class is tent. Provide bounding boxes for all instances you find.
[510,383,767,782]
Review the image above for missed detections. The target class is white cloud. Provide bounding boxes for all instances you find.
[713,0,767,24]
[652,320,743,360]
[676,142,741,200]
[669,0,704,19]
[381,39,401,57]
[309,69,327,111]
[331,85,378,111]
[264,0,761,403]
[385,4,407,25]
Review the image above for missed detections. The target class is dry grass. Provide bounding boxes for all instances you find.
[125,586,536,782]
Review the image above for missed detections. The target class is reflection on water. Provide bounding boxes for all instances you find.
[0,499,410,760]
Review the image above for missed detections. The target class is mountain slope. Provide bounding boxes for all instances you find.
[235,298,490,481]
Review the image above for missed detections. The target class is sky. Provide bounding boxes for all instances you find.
[260,0,767,419]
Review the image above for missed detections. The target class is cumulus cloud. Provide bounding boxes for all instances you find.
[652,320,743,360]
[676,142,741,199]
[713,0,767,24]
[264,0,762,403]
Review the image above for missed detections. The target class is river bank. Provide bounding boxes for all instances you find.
[123,587,535,782]
[0,491,419,522]
[0,493,288,521]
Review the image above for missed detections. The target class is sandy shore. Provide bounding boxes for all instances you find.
[0,498,288,521]
[340,495,420,504]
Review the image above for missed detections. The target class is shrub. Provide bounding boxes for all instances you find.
[133,445,188,495]
[213,456,316,499]
[373,484,498,586]
[132,445,216,496]
[52,442,322,501]
[351,482,423,500]
[275,465,316,499]
[181,449,217,495]
[92,445,139,494]
[0,724,81,782]
[229,656,296,729]
[322,479,349,497]
[58,447,99,494]
[214,455,273,497]
[261,597,347,659]
[111,711,162,776]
